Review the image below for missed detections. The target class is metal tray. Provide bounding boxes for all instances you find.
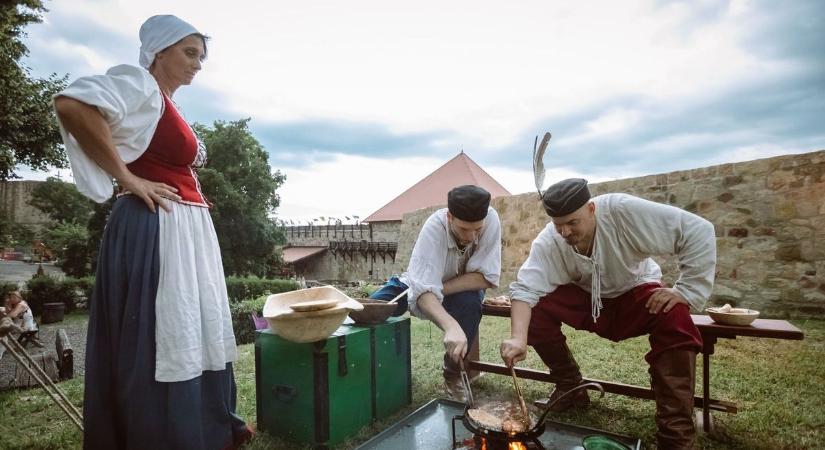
[355,398,643,450]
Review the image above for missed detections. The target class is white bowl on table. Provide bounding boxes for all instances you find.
[705,306,759,326]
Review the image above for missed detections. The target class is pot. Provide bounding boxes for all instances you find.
[458,382,605,446]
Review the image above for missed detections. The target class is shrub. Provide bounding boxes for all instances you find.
[62,276,95,307]
[24,275,79,315]
[230,296,268,345]
[1,282,20,300]
[225,277,298,303]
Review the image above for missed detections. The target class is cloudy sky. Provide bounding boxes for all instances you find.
[18,0,825,222]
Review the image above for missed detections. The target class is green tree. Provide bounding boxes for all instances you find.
[30,177,94,224]
[44,222,90,277]
[0,0,68,180]
[0,215,35,250]
[27,177,97,276]
[194,119,287,277]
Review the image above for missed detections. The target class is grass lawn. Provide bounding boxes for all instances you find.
[1,315,823,449]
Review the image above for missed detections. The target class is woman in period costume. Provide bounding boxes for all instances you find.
[53,15,252,450]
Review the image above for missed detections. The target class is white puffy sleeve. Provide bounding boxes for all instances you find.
[509,224,573,307]
[404,215,449,318]
[54,64,162,202]
[613,195,717,311]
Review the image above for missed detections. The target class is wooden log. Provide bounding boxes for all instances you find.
[12,351,59,388]
[55,329,74,380]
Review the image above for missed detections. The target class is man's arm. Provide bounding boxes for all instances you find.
[443,272,494,296]
[500,300,532,366]
[418,292,468,363]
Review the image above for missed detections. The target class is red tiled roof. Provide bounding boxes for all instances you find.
[364,152,511,222]
[282,246,327,263]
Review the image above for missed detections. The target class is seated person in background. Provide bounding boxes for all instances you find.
[369,185,502,400]
[500,178,716,450]
[0,291,40,358]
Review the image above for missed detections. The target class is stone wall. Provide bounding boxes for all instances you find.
[396,150,825,319]
[283,222,403,281]
[0,181,50,227]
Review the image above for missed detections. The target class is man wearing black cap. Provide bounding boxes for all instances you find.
[500,178,716,450]
[369,185,502,401]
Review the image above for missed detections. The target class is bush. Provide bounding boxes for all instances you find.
[23,275,79,316]
[1,282,20,300]
[230,296,268,345]
[225,277,298,303]
[62,276,95,307]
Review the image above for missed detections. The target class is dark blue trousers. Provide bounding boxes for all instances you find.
[369,276,484,344]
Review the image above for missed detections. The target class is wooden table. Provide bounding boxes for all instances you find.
[470,305,805,433]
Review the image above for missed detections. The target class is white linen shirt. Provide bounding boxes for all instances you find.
[54,64,163,203]
[510,193,716,316]
[401,207,502,318]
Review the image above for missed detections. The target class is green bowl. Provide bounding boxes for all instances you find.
[582,434,630,450]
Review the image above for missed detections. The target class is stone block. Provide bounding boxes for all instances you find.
[766,170,796,190]
[775,243,802,261]
[753,227,776,236]
[727,227,749,238]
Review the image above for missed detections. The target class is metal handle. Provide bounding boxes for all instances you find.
[459,359,474,407]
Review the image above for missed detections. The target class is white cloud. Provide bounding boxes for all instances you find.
[19,0,822,221]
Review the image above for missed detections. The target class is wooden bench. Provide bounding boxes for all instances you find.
[469,304,805,433]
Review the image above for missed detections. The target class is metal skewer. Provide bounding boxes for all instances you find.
[459,359,475,407]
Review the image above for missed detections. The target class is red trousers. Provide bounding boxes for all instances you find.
[527,283,702,364]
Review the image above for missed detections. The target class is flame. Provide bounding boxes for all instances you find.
[475,436,528,450]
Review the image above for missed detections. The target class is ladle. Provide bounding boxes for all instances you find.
[386,288,410,305]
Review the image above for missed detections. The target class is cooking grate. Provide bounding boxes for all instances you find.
[355,399,642,450]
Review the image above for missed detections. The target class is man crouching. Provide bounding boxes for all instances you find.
[501,178,716,449]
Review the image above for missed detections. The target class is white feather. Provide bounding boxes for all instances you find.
[533,132,551,197]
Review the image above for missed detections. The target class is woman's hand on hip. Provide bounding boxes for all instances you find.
[119,173,181,213]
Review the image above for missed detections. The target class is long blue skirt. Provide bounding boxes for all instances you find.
[83,195,246,450]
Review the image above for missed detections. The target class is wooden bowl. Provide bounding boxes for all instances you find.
[264,286,364,343]
[348,299,396,325]
[705,308,759,326]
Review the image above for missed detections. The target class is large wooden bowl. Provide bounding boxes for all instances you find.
[264,286,364,343]
[348,299,396,325]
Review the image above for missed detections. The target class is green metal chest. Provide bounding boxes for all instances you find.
[255,316,411,449]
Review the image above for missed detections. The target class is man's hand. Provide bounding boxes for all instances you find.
[646,287,688,314]
[500,337,527,367]
[443,324,468,364]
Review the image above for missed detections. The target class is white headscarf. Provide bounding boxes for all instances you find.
[138,15,205,69]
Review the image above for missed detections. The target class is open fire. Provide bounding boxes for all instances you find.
[455,432,544,450]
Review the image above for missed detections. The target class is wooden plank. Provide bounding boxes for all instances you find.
[481,304,805,341]
[690,315,804,340]
[468,361,738,414]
